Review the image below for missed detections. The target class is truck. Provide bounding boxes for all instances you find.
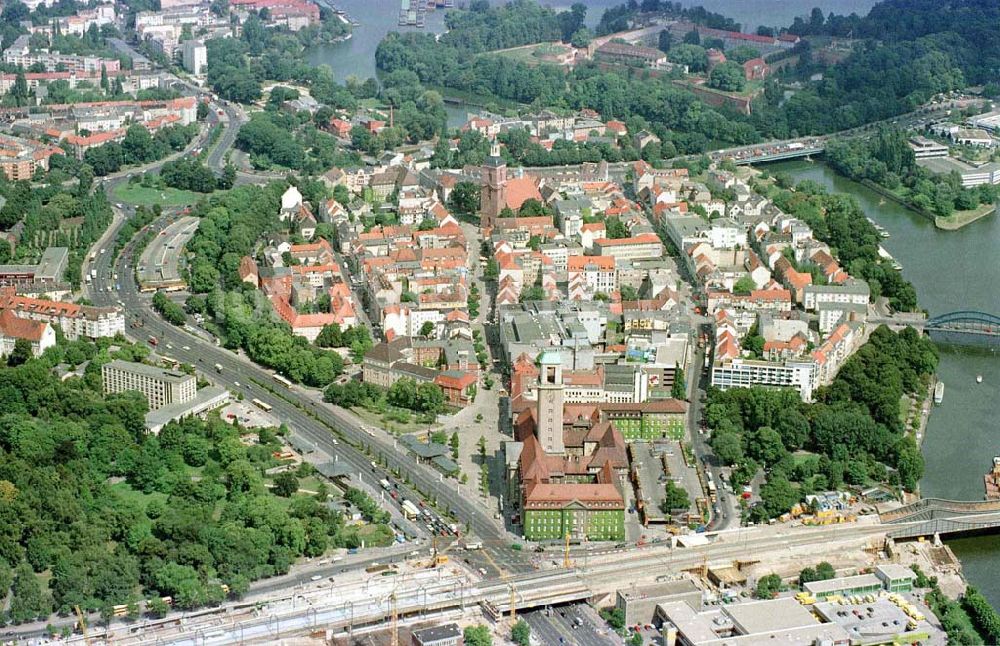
[401,500,420,519]
[379,479,391,490]
[90,269,97,280]
[464,541,482,551]
[214,363,223,373]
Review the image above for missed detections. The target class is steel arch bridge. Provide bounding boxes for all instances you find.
[923,311,1000,343]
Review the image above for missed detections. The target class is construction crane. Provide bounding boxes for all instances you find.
[74,605,92,646]
[564,532,572,569]
[480,543,517,623]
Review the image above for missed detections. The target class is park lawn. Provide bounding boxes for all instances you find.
[110,481,169,511]
[113,182,205,207]
[350,405,439,435]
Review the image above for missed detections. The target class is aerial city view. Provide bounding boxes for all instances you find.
[1,0,1000,643]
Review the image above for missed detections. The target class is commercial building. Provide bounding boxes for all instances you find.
[0,247,69,286]
[656,597,851,645]
[803,573,883,601]
[181,40,207,75]
[908,136,948,159]
[874,564,917,593]
[616,580,701,627]
[917,155,1000,188]
[102,360,197,410]
[592,233,664,261]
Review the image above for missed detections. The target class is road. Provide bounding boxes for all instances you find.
[90,209,526,572]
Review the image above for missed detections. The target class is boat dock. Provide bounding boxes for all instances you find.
[867,217,890,238]
[878,245,902,271]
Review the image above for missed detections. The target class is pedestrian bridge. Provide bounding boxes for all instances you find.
[880,498,1000,539]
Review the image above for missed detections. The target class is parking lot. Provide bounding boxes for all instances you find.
[631,441,701,527]
[221,401,279,429]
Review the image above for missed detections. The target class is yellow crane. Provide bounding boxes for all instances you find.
[74,605,92,646]
[564,532,572,569]
[480,543,517,623]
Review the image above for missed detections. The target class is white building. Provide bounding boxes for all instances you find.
[711,357,816,401]
[102,360,197,410]
[181,40,207,76]
[0,310,56,357]
[803,278,870,311]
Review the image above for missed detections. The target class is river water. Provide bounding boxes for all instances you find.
[771,159,1000,610]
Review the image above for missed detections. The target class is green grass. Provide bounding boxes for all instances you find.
[113,182,205,207]
[110,481,168,510]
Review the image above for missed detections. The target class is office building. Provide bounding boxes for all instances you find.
[102,359,197,410]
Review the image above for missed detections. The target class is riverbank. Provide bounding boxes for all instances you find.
[769,158,1000,613]
[857,177,994,231]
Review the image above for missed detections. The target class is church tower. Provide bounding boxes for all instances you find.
[480,139,507,230]
[535,351,565,455]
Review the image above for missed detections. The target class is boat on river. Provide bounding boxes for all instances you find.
[934,381,944,404]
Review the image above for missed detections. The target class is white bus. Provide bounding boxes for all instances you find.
[273,373,293,388]
[251,398,273,412]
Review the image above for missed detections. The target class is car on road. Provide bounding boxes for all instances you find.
[310,575,322,581]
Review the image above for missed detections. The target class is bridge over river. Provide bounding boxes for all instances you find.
[881,498,1000,539]
[870,310,1000,346]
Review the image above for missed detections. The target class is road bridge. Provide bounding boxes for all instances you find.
[880,498,1000,539]
[712,143,826,165]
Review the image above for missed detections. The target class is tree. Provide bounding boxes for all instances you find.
[464,625,492,646]
[668,44,708,72]
[755,573,782,599]
[419,321,435,338]
[815,562,836,580]
[7,338,33,367]
[671,367,686,399]
[450,431,459,459]
[733,276,755,295]
[728,45,761,64]
[709,61,747,92]
[273,471,299,497]
[8,561,52,623]
[662,480,690,513]
[512,619,530,646]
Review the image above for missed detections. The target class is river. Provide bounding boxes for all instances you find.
[771,159,1000,610]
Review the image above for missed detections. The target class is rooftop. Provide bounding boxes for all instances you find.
[103,359,194,384]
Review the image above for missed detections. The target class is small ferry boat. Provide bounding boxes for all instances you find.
[933,381,944,405]
[977,374,984,384]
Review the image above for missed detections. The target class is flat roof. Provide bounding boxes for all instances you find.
[814,598,929,645]
[34,246,68,279]
[412,623,462,643]
[804,573,881,595]
[726,597,817,635]
[618,579,699,602]
[875,564,916,581]
[145,385,229,431]
[104,359,195,384]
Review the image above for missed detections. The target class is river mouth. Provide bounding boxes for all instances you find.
[766,158,1000,610]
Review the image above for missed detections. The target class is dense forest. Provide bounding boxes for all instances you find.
[0,339,386,625]
[707,326,937,522]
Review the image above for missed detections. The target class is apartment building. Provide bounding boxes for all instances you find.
[102,360,197,410]
[0,288,125,339]
[711,357,817,401]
